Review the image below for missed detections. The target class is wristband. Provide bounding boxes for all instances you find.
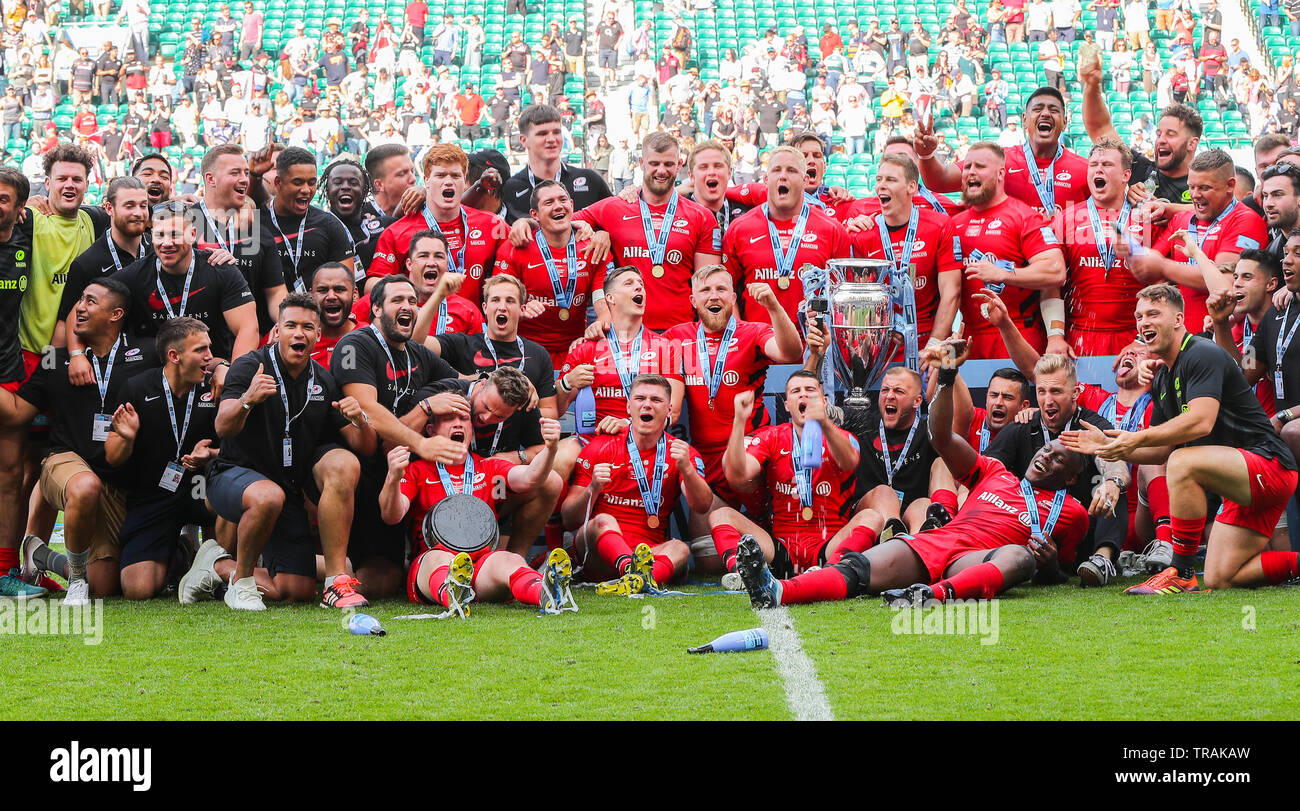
[557,375,571,394]
[916,150,936,161]
[1039,296,1066,336]
[420,398,433,418]
[69,349,85,358]
[1046,328,1066,337]
[935,367,957,386]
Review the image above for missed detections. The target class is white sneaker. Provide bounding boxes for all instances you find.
[19,534,43,581]
[179,539,230,605]
[721,571,744,591]
[1144,540,1174,573]
[63,579,90,607]
[224,576,266,611]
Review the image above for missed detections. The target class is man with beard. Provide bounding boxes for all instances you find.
[367,144,508,304]
[684,141,752,238]
[976,289,1133,586]
[918,88,1089,217]
[725,132,860,222]
[1054,138,1148,357]
[322,157,391,277]
[1080,61,1199,208]
[250,146,356,295]
[492,180,611,369]
[936,141,1067,359]
[1127,149,1268,335]
[723,146,851,329]
[848,153,962,351]
[206,294,375,610]
[59,178,151,346]
[572,132,719,331]
[191,144,285,335]
[353,231,484,338]
[500,104,612,223]
[111,202,260,363]
[307,261,357,366]
[1206,249,1283,416]
[951,367,1033,453]
[362,143,418,220]
[1258,162,1300,261]
[1064,284,1300,594]
[331,275,459,597]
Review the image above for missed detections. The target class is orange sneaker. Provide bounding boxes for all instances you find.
[1124,566,1202,595]
[321,575,370,608]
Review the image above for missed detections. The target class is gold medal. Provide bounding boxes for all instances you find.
[708,397,716,411]
[802,506,814,521]
[651,264,665,278]
[777,276,791,290]
[647,515,660,529]
[557,308,570,321]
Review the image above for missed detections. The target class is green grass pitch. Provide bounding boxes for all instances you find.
[4,576,1299,720]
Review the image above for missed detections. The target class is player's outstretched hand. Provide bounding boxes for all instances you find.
[746,281,779,311]
[244,362,279,405]
[110,403,139,441]
[583,318,610,341]
[733,389,755,422]
[1078,53,1103,87]
[1205,287,1236,325]
[436,271,466,297]
[669,435,692,472]
[921,336,969,371]
[844,213,873,233]
[804,317,829,356]
[1060,421,1111,456]
[1136,357,1163,387]
[971,289,1010,328]
[539,417,561,446]
[591,462,612,493]
[520,298,547,319]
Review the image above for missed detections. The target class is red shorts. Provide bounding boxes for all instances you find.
[1216,450,1299,538]
[8,351,49,431]
[966,326,1046,361]
[904,532,1004,581]
[1067,328,1135,358]
[405,546,497,604]
[775,531,833,574]
[702,450,766,514]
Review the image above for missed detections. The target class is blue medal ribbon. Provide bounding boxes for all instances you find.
[606,326,644,396]
[423,207,469,274]
[1021,141,1063,213]
[765,202,810,285]
[625,431,667,519]
[695,317,736,408]
[1087,197,1131,273]
[1187,199,1237,251]
[875,208,920,370]
[789,423,815,509]
[436,453,476,496]
[1020,479,1066,539]
[534,230,579,310]
[639,191,679,269]
[917,182,947,214]
[1099,391,1152,432]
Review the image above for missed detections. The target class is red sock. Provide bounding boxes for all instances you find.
[1148,476,1172,544]
[652,554,675,585]
[509,566,544,605]
[930,489,958,515]
[426,565,450,607]
[935,562,1005,601]
[1259,551,1300,584]
[1168,515,1205,558]
[711,524,743,571]
[779,567,849,604]
[826,526,877,564]
[0,546,16,571]
[595,530,634,572]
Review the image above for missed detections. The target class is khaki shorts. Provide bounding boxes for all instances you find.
[39,451,127,564]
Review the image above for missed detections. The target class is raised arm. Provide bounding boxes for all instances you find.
[921,338,978,480]
[722,390,765,493]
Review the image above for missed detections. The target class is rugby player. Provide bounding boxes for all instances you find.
[355,230,484,338]
[251,146,356,294]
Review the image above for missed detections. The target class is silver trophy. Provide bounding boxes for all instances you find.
[804,258,902,411]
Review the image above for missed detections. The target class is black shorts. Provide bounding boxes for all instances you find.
[206,463,318,579]
[349,462,409,571]
[118,485,213,568]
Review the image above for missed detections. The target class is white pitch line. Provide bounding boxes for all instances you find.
[756,606,835,721]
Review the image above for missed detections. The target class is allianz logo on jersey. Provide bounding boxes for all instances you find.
[685,370,740,387]
[0,275,27,292]
[775,480,832,498]
[621,248,685,264]
[975,489,1022,518]
[594,386,627,398]
[604,494,645,508]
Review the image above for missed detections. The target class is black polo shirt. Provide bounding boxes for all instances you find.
[59,231,143,320]
[188,203,284,334]
[501,162,612,223]
[257,203,355,293]
[854,406,939,507]
[114,370,219,504]
[431,331,556,454]
[0,217,33,383]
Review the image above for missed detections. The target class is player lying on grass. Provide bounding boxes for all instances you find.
[560,373,711,595]
[734,338,1090,608]
[708,371,873,579]
[1062,283,1300,593]
[379,398,573,616]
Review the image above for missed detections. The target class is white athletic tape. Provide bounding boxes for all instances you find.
[755,606,835,721]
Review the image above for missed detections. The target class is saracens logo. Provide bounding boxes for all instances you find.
[912,240,926,251]
[310,383,323,395]
[1055,171,1071,182]
[674,219,689,227]
[200,392,214,402]
[801,233,818,243]
[574,176,588,189]
[469,229,483,239]
[987,219,1003,231]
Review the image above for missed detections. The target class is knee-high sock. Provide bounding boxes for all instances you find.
[1168,514,1205,571]
[779,567,849,604]
[930,489,958,515]
[710,524,742,571]
[1260,551,1300,584]
[509,566,543,605]
[0,547,16,571]
[826,526,877,564]
[1147,475,1172,544]
[935,562,1004,601]
[426,565,450,607]
[595,530,634,572]
[652,554,675,584]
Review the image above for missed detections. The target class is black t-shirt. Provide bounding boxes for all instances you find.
[101,130,126,161]
[501,163,612,223]
[17,337,159,479]
[114,370,219,504]
[59,232,143,320]
[564,30,585,56]
[111,250,253,360]
[96,55,121,86]
[319,52,349,85]
[597,22,623,50]
[343,209,393,279]
[72,58,95,88]
[0,217,33,383]
[212,346,349,492]
[756,100,783,132]
[1154,333,1295,467]
[489,96,513,123]
[433,331,556,454]
[1132,152,1191,205]
[188,203,284,334]
[855,408,939,505]
[330,326,457,419]
[258,204,355,293]
[1251,305,1300,411]
[985,405,1111,510]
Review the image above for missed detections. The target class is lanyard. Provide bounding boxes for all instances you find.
[1021,140,1063,212]
[527,165,562,187]
[878,418,919,485]
[1087,197,1131,273]
[436,453,476,496]
[625,431,667,517]
[422,207,469,274]
[1242,317,1254,352]
[155,256,196,319]
[534,230,579,310]
[978,421,991,453]
[1187,199,1237,250]
[606,326,643,396]
[266,345,314,436]
[267,207,307,292]
[1099,391,1151,432]
[875,208,920,370]
[87,337,122,411]
[695,317,736,408]
[789,423,814,508]
[368,324,412,410]
[765,202,810,281]
[199,200,234,252]
[160,371,196,460]
[478,338,526,455]
[105,233,128,272]
[917,182,947,214]
[434,300,449,336]
[1276,301,1300,398]
[639,191,679,267]
[964,247,1014,295]
[1020,479,1066,539]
